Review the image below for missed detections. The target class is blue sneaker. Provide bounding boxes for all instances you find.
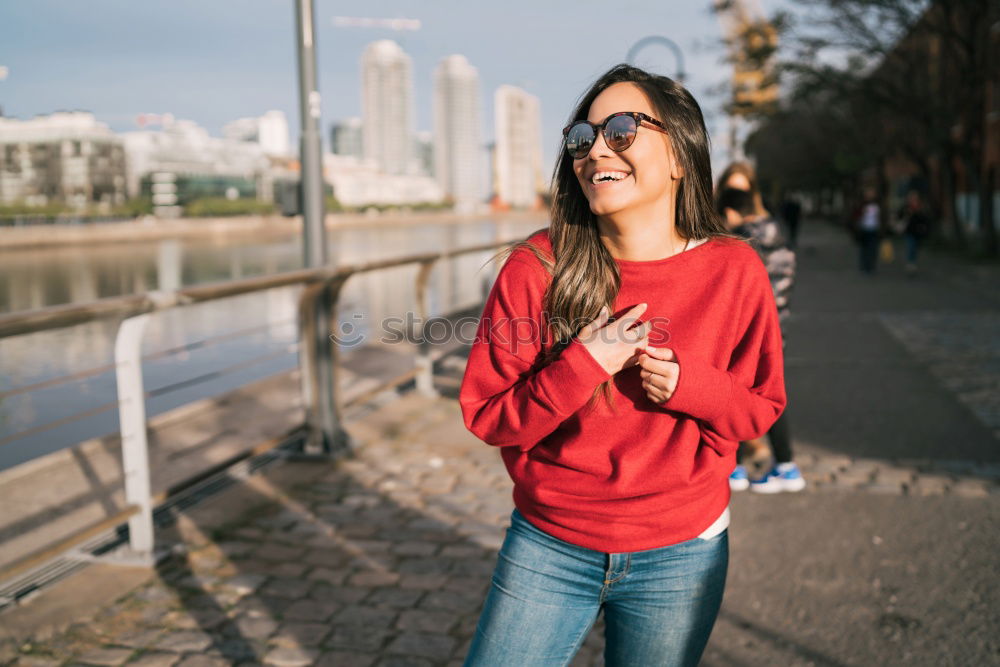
[729,464,749,491]
[750,461,806,493]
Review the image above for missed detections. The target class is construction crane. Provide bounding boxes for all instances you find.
[713,0,779,162]
[331,15,422,52]
[332,16,421,31]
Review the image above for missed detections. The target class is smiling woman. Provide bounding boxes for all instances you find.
[459,63,787,666]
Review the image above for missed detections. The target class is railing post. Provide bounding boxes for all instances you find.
[415,260,439,398]
[297,276,354,456]
[114,314,155,562]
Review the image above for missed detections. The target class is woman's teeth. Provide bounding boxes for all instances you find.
[591,171,631,184]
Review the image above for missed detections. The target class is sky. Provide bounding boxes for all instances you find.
[0,0,791,181]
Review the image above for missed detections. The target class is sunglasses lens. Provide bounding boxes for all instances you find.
[565,122,595,158]
[605,115,637,151]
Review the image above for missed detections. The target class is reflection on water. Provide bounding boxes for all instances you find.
[0,217,544,471]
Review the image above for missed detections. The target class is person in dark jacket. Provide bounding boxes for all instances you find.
[896,190,931,276]
[781,195,802,249]
[717,185,805,493]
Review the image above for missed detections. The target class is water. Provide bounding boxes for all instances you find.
[0,217,544,471]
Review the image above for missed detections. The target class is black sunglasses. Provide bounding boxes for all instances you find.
[562,111,669,160]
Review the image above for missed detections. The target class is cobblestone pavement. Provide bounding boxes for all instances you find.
[2,389,996,667]
[757,450,1000,498]
[2,393,513,667]
[2,220,998,666]
[879,311,1000,441]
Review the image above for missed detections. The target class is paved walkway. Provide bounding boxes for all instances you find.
[1,220,998,666]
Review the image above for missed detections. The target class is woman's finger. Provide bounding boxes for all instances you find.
[625,318,652,344]
[638,355,677,378]
[614,302,648,335]
[643,345,676,362]
[620,322,652,369]
[642,377,669,404]
[647,389,670,404]
[642,374,673,401]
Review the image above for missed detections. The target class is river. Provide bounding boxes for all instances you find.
[0,216,544,471]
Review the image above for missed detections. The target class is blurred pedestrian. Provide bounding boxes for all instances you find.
[715,162,768,220]
[855,188,881,274]
[460,64,786,665]
[896,190,931,276]
[716,165,806,494]
[781,194,802,250]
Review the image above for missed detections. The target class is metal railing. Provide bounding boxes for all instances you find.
[0,239,509,581]
[0,318,298,451]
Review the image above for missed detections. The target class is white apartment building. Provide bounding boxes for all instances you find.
[361,40,418,176]
[0,111,126,208]
[222,110,291,157]
[494,85,544,209]
[324,153,443,208]
[433,55,483,210]
[122,117,271,215]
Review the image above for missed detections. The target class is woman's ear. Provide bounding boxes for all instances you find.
[664,138,685,180]
[670,158,684,181]
[665,141,684,180]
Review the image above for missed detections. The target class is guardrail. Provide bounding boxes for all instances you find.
[0,318,298,451]
[0,239,509,582]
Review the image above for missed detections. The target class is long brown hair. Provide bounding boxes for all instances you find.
[486,63,744,411]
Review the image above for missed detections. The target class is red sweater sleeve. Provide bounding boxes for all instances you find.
[459,254,613,453]
[662,256,787,450]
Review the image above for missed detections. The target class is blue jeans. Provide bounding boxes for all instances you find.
[463,507,729,666]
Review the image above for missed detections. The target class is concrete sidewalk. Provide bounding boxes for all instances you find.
[1,219,997,666]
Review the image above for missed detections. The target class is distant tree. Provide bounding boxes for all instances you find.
[184,198,276,217]
[749,0,997,254]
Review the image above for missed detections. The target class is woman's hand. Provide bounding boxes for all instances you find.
[576,303,652,376]
[636,344,680,404]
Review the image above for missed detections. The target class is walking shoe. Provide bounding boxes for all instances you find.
[729,464,750,491]
[750,462,806,493]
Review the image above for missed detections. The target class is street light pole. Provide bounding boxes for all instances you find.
[625,36,686,83]
[295,0,348,456]
[295,0,327,269]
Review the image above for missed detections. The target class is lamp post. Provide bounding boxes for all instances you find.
[295,0,326,269]
[626,36,686,83]
[295,0,347,456]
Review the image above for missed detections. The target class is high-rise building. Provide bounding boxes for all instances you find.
[361,40,415,175]
[222,110,290,157]
[0,111,126,209]
[330,117,363,159]
[433,55,483,208]
[494,85,543,209]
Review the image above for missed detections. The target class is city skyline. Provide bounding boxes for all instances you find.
[0,0,791,181]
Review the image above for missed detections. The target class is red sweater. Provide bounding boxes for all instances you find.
[458,229,787,552]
